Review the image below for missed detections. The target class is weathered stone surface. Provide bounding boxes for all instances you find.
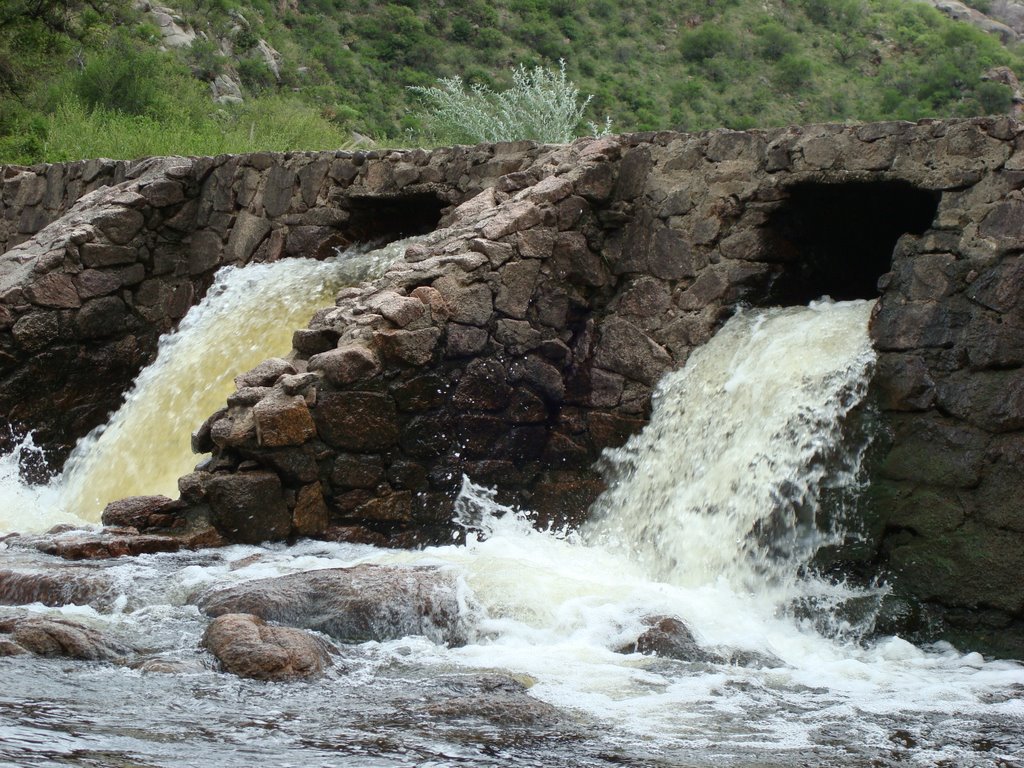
[234,357,295,388]
[206,471,291,543]
[26,272,79,309]
[100,494,182,529]
[0,569,112,608]
[313,391,399,450]
[93,208,144,244]
[0,615,130,660]
[253,393,316,447]
[202,613,333,681]
[308,342,380,386]
[592,317,672,385]
[196,565,472,646]
[373,327,441,365]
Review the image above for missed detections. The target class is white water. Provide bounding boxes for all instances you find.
[1,242,404,528]
[1,279,1022,766]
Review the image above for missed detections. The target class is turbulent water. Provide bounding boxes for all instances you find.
[1,270,1022,767]
[1,241,405,529]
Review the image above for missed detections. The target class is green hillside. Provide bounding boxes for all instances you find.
[1,0,1022,163]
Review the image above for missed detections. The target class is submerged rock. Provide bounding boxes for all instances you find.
[0,614,130,661]
[195,564,473,646]
[619,616,783,668]
[423,674,567,728]
[618,616,716,662]
[202,613,334,681]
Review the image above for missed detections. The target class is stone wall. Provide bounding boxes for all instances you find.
[0,143,548,464]
[3,117,1023,655]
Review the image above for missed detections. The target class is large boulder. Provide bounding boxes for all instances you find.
[0,568,112,609]
[202,613,334,681]
[0,614,130,660]
[195,564,473,646]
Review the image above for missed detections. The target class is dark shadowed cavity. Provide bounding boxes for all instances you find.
[764,180,940,305]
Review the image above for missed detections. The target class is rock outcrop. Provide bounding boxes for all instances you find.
[195,564,472,646]
[0,614,130,660]
[4,117,1024,655]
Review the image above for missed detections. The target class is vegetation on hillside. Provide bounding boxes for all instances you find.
[1,0,1023,163]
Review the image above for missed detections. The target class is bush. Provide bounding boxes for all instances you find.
[73,35,171,116]
[679,24,736,63]
[408,59,604,144]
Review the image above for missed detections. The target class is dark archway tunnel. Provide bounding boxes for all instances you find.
[343,192,448,244]
[763,180,940,305]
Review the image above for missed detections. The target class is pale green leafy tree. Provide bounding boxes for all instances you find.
[409,59,610,144]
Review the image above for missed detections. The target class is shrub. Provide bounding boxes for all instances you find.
[408,59,604,144]
[73,35,171,116]
[679,24,736,63]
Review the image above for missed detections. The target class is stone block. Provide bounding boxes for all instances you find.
[26,273,80,309]
[253,394,316,447]
[373,327,441,366]
[207,471,291,543]
[313,391,398,450]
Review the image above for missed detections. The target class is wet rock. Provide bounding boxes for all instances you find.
[0,614,130,661]
[196,565,472,646]
[308,342,381,386]
[100,494,184,529]
[618,616,783,668]
[234,357,295,388]
[202,613,333,681]
[0,569,112,608]
[423,674,566,727]
[618,616,715,662]
[252,393,316,447]
[30,530,185,560]
[206,471,291,543]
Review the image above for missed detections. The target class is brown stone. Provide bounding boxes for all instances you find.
[445,324,489,357]
[592,317,672,385]
[206,471,292,543]
[0,615,130,660]
[453,359,511,411]
[495,259,541,319]
[0,569,112,609]
[203,613,333,681]
[432,277,493,327]
[93,207,145,244]
[101,494,182,529]
[292,482,330,535]
[73,269,121,300]
[234,357,296,388]
[373,327,441,366]
[80,242,138,267]
[253,393,316,447]
[26,272,80,309]
[308,343,381,386]
[196,565,471,646]
[313,391,399,450]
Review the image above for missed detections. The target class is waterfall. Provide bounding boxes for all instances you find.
[585,299,877,598]
[1,242,406,529]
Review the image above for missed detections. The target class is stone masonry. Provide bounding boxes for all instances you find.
[2,117,1024,654]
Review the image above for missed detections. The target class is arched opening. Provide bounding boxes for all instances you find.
[343,192,448,244]
[764,180,940,305]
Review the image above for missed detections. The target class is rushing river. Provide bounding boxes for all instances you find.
[1,249,1022,767]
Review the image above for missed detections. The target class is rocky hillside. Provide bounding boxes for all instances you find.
[1,0,1023,163]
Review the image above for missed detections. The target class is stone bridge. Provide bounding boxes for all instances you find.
[2,117,1023,654]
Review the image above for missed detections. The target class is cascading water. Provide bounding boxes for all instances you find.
[1,281,1022,767]
[585,299,878,607]
[0,241,405,529]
